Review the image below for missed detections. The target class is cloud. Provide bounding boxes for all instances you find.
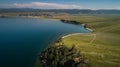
[116,7,120,10]
[0,2,81,9]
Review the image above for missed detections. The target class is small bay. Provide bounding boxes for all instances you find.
[0,17,89,67]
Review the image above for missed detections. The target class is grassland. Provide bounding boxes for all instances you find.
[51,14,120,67]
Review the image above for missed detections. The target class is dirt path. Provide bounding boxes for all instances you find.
[89,34,96,44]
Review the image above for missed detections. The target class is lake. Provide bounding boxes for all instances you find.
[0,17,89,67]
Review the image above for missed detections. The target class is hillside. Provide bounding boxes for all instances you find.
[55,15,120,67]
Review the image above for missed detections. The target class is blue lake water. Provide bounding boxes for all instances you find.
[0,17,89,67]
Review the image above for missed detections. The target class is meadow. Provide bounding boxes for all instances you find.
[53,14,120,67]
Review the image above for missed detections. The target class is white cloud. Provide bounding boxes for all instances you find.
[116,7,120,10]
[0,2,81,9]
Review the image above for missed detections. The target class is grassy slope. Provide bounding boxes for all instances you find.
[53,15,120,67]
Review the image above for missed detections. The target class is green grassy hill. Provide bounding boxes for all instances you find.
[55,15,120,67]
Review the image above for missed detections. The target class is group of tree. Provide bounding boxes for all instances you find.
[38,42,89,67]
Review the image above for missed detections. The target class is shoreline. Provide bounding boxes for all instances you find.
[61,33,90,39]
[0,16,94,32]
[0,15,93,40]
[0,16,93,39]
[21,16,60,21]
[21,16,94,32]
[59,19,93,39]
[28,16,94,34]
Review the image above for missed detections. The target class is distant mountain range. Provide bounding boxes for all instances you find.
[0,8,120,14]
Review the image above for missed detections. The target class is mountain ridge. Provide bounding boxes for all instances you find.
[0,8,120,14]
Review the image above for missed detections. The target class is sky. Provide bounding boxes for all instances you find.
[0,0,120,10]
